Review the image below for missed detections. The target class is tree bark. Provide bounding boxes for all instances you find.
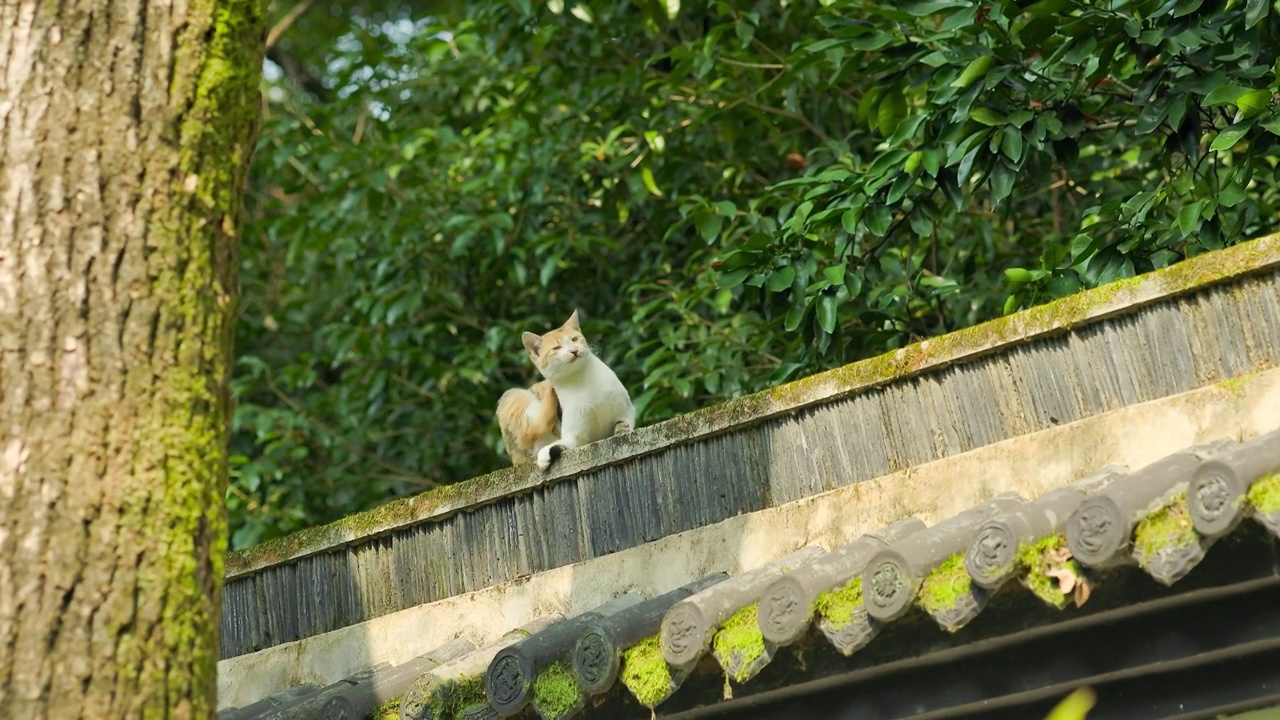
[0,2,265,717]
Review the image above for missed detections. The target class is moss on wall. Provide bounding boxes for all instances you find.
[711,604,767,683]
[917,554,972,613]
[1133,492,1198,564]
[620,635,674,708]
[1016,535,1075,607]
[814,578,863,629]
[531,663,582,719]
[1247,473,1280,514]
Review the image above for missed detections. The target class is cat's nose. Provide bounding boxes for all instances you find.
[569,348,581,358]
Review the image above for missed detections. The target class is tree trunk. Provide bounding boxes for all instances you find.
[0,2,265,717]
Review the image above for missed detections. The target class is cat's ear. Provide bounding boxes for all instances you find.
[521,332,543,356]
[563,309,581,330]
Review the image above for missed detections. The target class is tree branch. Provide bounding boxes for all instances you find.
[265,44,331,101]
[266,0,318,50]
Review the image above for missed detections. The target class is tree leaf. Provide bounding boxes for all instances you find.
[970,107,1007,126]
[847,31,894,51]
[939,5,978,31]
[1173,0,1203,17]
[1202,85,1253,107]
[999,127,1023,163]
[1023,0,1071,16]
[886,172,915,204]
[1209,126,1247,151]
[1135,96,1170,134]
[865,204,893,235]
[1245,0,1269,26]
[816,293,838,333]
[767,265,796,292]
[899,0,969,15]
[1235,89,1271,118]
[641,166,664,196]
[717,268,751,288]
[841,207,860,233]
[1176,200,1205,236]
[784,297,808,331]
[877,90,908,137]
[989,162,1015,203]
[695,211,725,243]
[952,55,996,89]
[1045,688,1097,720]
[1004,267,1034,285]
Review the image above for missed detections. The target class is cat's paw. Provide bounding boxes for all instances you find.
[536,444,564,470]
[612,420,633,436]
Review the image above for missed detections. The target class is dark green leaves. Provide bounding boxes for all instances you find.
[952,55,996,89]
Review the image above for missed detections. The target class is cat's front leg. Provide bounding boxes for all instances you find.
[536,435,582,470]
[612,403,637,436]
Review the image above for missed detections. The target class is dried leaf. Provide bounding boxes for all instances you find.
[1073,576,1093,607]
[1045,567,1077,593]
[1045,545,1073,564]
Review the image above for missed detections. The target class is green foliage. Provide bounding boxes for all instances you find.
[231,0,1279,545]
[705,0,1280,333]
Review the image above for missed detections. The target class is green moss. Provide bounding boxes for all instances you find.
[711,604,767,683]
[531,663,582,720]
[917,554,972,613]
[425,674,488,719]
[814,577,863,629]
[1247,473,1280,514]
[620,635,674,708]
[1133,492,1197,562]
[369,697,401,720]
[1218,373,1253,396]
[139,1,271,711]
[1016,535,1074,607]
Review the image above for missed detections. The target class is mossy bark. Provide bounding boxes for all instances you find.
[0,1,265,717]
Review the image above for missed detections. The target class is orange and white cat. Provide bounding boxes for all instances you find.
[496,310,635,470]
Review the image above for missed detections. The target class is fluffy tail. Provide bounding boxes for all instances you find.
[496,383,560,465]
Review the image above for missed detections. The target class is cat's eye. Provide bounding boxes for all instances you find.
[553,345,562,351]
[571,336,580,341]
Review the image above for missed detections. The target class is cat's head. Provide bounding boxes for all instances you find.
[521,310,592,380]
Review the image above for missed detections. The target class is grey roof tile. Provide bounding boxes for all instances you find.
[758,517,925,653]
[573,575,727,699]
[226,426,1280,720]
[861,493,1025,631]
[964,466,1123,593]
[484,593,644,718]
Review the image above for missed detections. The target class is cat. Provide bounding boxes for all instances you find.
[495,379,561,467]
[497,310,636,470]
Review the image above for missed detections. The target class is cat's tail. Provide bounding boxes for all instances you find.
[497,385,560,465]
[496,387,531,417]
[496,388,535,465]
